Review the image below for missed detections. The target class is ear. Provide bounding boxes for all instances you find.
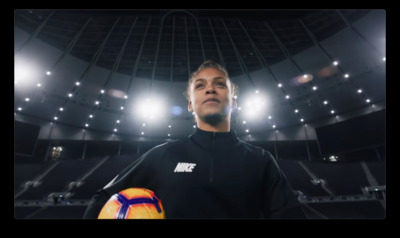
[188,100,193,112]
[232,97,237,109]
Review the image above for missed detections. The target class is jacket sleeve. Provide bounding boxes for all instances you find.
[82,189,110,219]
[82,156,148,219]
[262,151,306,218]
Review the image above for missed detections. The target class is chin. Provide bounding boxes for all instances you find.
[202,110,223,117]
[197,111,227,125]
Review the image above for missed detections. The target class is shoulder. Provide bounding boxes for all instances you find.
[141,138,188,159]
[238,139,274,160]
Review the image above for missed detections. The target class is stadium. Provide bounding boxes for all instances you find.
[14,9,385,219]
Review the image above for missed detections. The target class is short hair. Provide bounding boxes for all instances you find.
[184,60,238,100]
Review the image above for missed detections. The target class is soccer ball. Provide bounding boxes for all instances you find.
[98,188,166,219]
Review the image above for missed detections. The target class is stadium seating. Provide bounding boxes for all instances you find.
[14,156,385,219]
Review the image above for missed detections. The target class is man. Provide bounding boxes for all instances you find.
[83,60,306,218]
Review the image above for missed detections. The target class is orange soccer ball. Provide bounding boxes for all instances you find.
[98,188,166,219]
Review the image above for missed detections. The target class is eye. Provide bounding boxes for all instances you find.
[195,84,204,89]
[216,82,226,87]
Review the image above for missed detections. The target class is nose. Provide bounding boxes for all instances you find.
[205,84,216,95]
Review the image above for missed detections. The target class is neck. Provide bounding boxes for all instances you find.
[196,118,230,132]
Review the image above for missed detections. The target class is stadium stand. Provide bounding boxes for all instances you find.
[14,156,385,219]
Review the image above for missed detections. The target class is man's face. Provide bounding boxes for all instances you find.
[188,67,236,123]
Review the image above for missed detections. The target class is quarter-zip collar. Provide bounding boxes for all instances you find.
[189,127,239,150]
[188,128,239,183]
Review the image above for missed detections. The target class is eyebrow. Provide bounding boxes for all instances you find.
[194,77,227,84]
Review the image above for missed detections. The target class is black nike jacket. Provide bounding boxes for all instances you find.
[83,128,306,219]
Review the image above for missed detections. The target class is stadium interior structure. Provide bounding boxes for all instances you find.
[14,9,386,219]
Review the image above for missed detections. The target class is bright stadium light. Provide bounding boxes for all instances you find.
[14,57,40,87]
[241,92,269,120]
[135,97,166,121]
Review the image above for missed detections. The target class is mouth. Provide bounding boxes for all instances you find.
[203,98,220,104]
